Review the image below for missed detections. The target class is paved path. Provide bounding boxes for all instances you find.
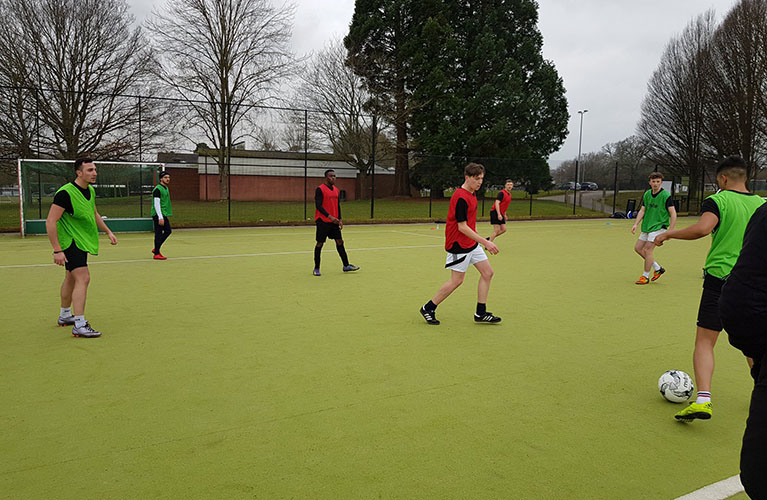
[539,190,617,215]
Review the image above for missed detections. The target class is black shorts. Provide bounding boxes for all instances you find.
[697,274,725,332]
[63,241,88,271]
[315,220,342,242]
[490,211,505,225]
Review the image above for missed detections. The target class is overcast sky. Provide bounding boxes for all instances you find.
[128,0,740,165]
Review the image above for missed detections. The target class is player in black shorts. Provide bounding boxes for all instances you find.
[313,169,359,276]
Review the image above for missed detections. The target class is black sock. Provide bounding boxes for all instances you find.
[424,300,437,312]
[476,303,486,315]
[314,247,321,269]
[337,244,349,266]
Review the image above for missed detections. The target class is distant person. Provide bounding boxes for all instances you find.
[420,163,501,325]
[655,155,765,421]
[631,172,676,284]
[313,169,359,276]
[488,179,513,242]
[46,158,118,338]
[151,171,173,260]
[719,203,767,499]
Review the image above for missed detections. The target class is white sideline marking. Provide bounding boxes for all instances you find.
[0,244,442,269]
[674,475,743,500]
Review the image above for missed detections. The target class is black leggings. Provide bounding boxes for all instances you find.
[152,216,172,253]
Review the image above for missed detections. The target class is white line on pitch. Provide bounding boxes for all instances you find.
[391,230,444,239]
[674,475,743,500]
[0,244,442,269]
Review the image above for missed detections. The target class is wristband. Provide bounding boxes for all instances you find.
[53,250,63,254]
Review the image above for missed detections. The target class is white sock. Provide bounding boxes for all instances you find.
[695,391,711,404]
[642,271,650,278]
[60,307,71,317]
[74,315,86,328]
[653,262,661,271]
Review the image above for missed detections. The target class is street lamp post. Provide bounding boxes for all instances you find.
[573,109,588,214]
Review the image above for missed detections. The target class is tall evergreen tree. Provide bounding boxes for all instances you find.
[409,0,568,188]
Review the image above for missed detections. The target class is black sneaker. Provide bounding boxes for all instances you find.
[420,306,440,325]
[474,312,501,323]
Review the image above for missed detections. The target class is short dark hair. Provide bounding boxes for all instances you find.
[324,169,335,177]
[505,179,514,184]
[159,170,170,179]
[464,163,484,177]
[74,157,94,172]
[716,155,747,180]
[649,172,664,180]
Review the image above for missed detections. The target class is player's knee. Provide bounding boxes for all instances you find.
[74,272,90,286]
[315,242,324,248]
[336,239,344,246]
[482,267,495,280]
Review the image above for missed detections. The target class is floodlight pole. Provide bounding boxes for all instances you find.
[573,109,587,215]
[577,109,588,184]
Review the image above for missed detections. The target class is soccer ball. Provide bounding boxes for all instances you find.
[658,370,694,403]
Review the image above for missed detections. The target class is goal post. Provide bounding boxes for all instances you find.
[17,159,165,237]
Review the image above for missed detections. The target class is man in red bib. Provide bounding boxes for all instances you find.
[313,169,359,276]
[420,163,501,325]
[488,179,513,241]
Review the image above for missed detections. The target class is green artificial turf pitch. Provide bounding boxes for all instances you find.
[0,219,753,499]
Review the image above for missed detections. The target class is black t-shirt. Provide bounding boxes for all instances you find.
[52,182,91,215]
[454,198,468,223]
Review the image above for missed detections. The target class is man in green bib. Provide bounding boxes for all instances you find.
[46,158,118,338]
[631,172,676,284]
[656,155,765,421]
[151,171,173,260]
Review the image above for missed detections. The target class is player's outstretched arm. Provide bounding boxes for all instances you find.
[46,204,67,266]
[94,209,118,245]
[655,212,718,246]
[458,221,498,254]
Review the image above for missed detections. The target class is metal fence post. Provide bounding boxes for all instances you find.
[573,160,579,214]
[304,109,308,221]
[138,95,143,217]
[612,161,618,214]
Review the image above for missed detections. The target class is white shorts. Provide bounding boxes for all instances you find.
[444,246,488,273]
[638,229,667,242]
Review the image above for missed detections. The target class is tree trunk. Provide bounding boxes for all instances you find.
[358,168,370,200]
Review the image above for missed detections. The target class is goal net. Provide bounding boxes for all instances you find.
[17,159,165,236]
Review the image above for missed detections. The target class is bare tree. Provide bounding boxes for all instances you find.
[0,2,36,161]
[148,0,295,200]
[638,11,717,207]
[293,40,393,199]
[602,136,655,189]
[0,0,159,159]
[704,0,767,178]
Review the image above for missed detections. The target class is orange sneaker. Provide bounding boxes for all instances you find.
[635,276,650,285]
[651,267,666,281]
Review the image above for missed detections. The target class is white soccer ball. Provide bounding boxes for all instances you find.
[658,370,694,403]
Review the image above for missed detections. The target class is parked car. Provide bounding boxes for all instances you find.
[558,182,581,190]
[580,182,599,191]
